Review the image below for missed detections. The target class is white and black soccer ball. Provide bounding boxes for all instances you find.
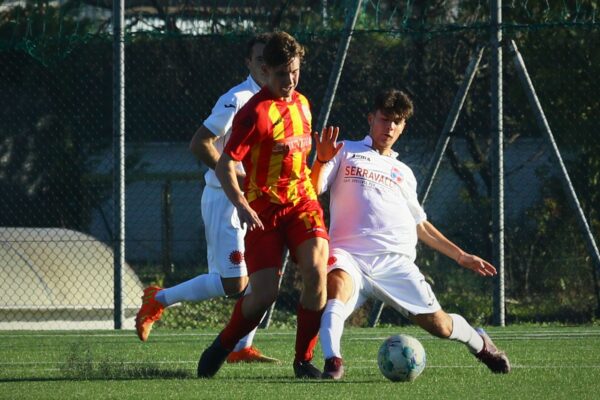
[377,334,426,382]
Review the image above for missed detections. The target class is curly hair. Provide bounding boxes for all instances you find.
[263,31,305,67]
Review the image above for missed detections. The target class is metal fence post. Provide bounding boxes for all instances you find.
[112,0,125,329]
[490,0,505,327]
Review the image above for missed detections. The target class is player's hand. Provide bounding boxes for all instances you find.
[457,253,497,277]
[313,126,344,164]
[236,204,264,231]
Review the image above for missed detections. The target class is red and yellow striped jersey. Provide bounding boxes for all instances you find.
[225,87,317,206]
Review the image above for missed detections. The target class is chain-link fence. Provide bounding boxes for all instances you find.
[1,0,599,329]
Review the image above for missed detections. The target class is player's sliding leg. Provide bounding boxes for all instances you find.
[366,254,510,374]
[412,311,511,373]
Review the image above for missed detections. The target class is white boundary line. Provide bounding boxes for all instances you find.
[1,328,598,339]
[3,362,600,370]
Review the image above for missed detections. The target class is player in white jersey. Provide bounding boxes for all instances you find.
[135,33,278,364]
[311,88,510,379]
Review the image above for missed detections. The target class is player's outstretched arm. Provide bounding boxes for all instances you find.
[215,153,264,231]
[310,126,343,194]
[416,221,496,277]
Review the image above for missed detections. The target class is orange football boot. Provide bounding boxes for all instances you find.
[135,286,165,342]
[226,346,280,363]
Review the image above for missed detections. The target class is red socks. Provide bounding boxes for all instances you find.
[295,304,324,362]
[219,298,262,350]
[220,299,324,360]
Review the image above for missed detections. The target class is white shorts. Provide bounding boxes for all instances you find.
[328,248,441,318]
[201,185,248,278]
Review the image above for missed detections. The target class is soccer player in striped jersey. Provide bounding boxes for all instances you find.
[135,33,278,363]
[312,88,511,379]
[197,31,329,379]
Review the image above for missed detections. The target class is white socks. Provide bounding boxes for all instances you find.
[156,274,262,352]
[234,327,258,352]
[448,313,484,354]
[320,299,348,359]
[155,273,225,307]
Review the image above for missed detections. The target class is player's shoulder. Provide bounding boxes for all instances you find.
[240,87,276,115]
[233,88,271,130]
[216,79,257,109]
[294,91,310,105]
[237,88,264,112]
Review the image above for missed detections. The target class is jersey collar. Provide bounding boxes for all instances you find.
[247,75,261,92]
[362,135,399,158]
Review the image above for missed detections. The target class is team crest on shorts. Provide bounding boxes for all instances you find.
[229,250,244,265]
[327,256,337,266]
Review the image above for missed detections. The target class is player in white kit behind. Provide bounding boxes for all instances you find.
[135,33,278,364]
[311,88,510,379]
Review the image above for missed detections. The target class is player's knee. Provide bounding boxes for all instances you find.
[430,315,453,338]
[436,323,453,339]
[301,267,326,290]
[222,276,248,297]
[414,312,452,338]
[327,269,353,301]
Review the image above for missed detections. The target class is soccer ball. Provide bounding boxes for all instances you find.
[377,334,426,382]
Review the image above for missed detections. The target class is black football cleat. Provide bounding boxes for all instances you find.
[475,328,511,374]
[197,335,231,378]
[293,360,322,379]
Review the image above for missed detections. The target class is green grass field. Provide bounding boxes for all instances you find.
[1,325,599,399]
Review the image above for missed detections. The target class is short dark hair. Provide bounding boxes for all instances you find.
[245,32,272,59]
[373,88,414,121]
[263,31,305,67]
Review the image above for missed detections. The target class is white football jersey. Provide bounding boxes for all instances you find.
[202,75,261,188]
[320,136,427,259]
